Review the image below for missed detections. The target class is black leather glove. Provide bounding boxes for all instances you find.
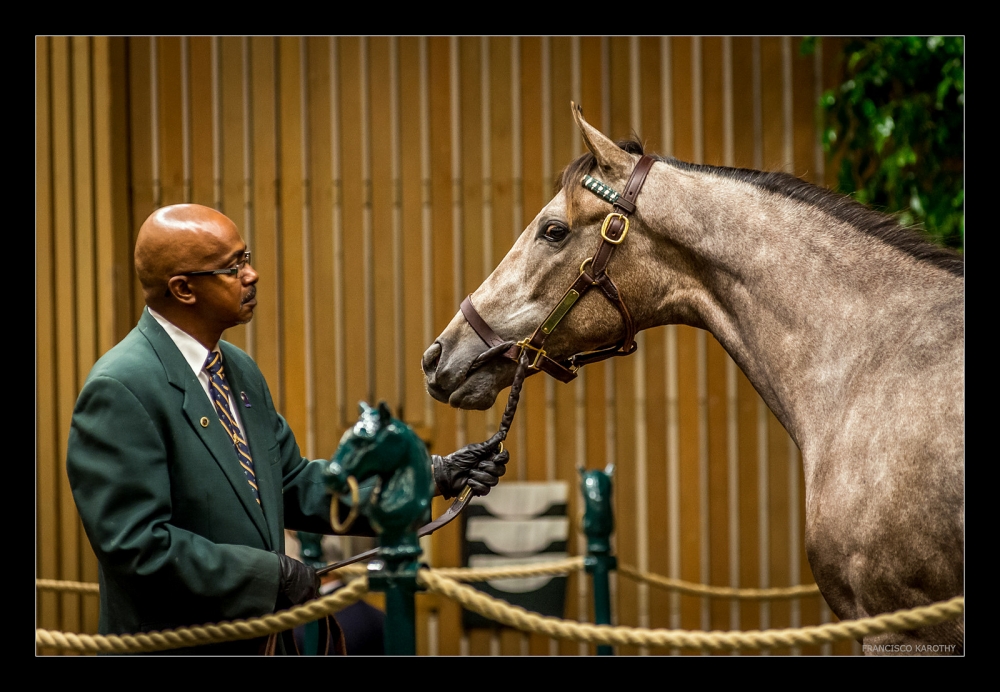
[275,552,320,609]
[432,431,509,499]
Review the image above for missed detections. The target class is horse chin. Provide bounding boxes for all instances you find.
[446,374,501,410]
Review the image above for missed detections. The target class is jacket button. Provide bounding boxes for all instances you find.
[200,417,210,428]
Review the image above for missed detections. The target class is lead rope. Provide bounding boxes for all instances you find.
[318,355,529,575]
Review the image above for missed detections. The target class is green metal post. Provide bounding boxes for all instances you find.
[581,466,616,656]
[367,542,422,656]
[297,531,326,655]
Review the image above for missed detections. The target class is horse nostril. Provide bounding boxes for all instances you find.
[422,342,442,378]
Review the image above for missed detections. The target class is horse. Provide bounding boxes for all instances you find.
[325,401,432,560]
[421,102,964,654]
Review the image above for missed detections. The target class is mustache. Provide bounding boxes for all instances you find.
[242,286,257,304]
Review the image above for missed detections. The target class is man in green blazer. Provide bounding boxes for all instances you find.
[66,203,509,654]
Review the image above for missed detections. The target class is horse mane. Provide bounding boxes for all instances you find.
[559,140,965,278]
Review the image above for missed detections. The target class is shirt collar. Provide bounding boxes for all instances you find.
[146,306,220,377]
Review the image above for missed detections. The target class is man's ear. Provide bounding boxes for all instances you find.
[167,276,197,305]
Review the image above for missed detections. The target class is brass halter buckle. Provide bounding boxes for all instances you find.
[516,338,548,369]
[600,213,630,244]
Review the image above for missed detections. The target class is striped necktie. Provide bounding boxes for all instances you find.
[205,351,260,505]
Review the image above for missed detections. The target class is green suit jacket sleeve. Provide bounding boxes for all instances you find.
[66,310,374,639]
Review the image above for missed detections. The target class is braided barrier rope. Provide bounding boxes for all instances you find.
[35,578,369,654]
[36,579,100,595]
[417,569,964,652]
[36,561,822,599]
[429,557,585,581]
[616,565,822,600]
[37,560,963,654]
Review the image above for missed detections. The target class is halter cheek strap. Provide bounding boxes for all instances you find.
[462,154,656,383]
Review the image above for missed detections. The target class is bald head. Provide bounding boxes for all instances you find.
[135,204,239,307]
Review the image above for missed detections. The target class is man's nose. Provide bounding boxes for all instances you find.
[242,263,259,284]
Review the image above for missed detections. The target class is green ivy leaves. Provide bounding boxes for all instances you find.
[807,37,964,253]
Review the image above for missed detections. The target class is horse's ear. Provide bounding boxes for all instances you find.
[358,401,371,415]
[572,101,633,178]
[377,401,392,424]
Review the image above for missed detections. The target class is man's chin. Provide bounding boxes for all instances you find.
[236,303,256,324]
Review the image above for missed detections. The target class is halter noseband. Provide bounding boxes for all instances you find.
[461,154,656,383]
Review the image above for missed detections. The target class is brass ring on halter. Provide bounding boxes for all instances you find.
[579,257,593,275]
[330,475,360,534]
[497,441,504,455]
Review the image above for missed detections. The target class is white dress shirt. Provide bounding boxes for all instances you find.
[147,306,247,436]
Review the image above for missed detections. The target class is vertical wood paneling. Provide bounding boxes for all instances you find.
[38,35,860,656]
[370,37,398,411]
[338,37,367,431]
[51,36,82,638]
[94,37,134,349]
[189,37,215,208]
[277,37,308,445]
[157,37,185,207]
[306,38,338,456]
[366,37,397,413]
[71,36,101,636]
[127,38,153,322]
[36,37,60,651]
[249,38,281,394]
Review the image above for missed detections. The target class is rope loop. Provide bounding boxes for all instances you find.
[330,475,361,534]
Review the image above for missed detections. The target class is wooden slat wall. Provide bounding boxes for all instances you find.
[36,36,853,655]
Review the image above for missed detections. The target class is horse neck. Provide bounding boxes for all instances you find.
[635,164,963,458]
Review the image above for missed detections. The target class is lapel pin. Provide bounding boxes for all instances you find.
[241,391,251,408]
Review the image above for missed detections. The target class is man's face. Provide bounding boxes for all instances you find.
[184,216,259,331]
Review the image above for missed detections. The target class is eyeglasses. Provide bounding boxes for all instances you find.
[179,251,252,277]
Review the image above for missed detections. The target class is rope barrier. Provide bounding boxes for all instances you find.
[36,579,100,595]
[431,557,585,581]
[36,561,964,654]
[417,569,964,652]
[617,565,822,600]
[35,578,369,654]
[36,560,823,599]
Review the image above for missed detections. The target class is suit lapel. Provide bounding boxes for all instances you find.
[138,311,272,548]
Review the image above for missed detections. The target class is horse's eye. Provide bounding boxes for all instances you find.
[542,222,568,242]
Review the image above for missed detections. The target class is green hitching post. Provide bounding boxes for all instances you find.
[581,465,616,656]
[324,401,433,656]
[297,531,326,655]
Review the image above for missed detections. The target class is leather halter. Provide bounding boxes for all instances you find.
[461,154,656,383]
